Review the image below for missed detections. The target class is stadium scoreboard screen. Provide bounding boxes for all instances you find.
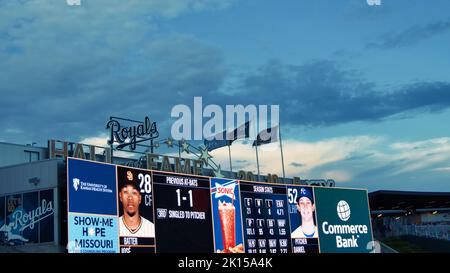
[152,172,214,253]
[238,182,291,254]
[67,158,373,253]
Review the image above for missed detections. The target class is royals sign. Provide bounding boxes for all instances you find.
[106,116,159,150]
[0,189,55,245]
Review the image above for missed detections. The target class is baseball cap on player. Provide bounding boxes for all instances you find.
[296,187,313,203]
[120,180,139,192]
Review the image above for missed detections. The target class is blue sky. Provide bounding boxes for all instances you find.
[0,0,449,192]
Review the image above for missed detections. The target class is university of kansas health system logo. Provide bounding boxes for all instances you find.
[73,178,80,191]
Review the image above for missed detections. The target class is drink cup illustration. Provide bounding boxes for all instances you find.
[218,200,236,251]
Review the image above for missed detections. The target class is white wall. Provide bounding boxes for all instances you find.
[0,159,59,194]
[0,142,48,168]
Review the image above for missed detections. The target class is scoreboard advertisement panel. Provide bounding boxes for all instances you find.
[68,214,118,253]
[152,172,214,253]
[314,187,373,253]
[210,178,244,253]
[67,158,373,253]
[67,158,119,253]
[239,181,291,254]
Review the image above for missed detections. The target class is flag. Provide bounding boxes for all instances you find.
[204,130,231,151]
[252,125,279,146]
[204,121,251,151]
[228,121,250,141]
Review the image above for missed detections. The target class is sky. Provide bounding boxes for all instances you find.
[0,0,449,192]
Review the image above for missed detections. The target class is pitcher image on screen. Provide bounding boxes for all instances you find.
[291,187,318,239]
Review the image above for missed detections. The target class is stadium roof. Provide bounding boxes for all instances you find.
[369,190,450,212]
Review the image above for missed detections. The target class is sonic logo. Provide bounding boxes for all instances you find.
[215,182,236,200]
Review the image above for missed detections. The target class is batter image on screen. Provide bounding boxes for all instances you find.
[118,174,155,238]
[291,187,318,239]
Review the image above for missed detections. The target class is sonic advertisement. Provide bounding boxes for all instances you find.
[211,178,244,253]
[67,158,373,253]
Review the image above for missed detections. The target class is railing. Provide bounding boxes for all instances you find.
[388,224,450,241]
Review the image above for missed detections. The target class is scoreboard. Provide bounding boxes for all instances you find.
[239,182,291,254]
[153,172,214,253]
[67,158,373,253]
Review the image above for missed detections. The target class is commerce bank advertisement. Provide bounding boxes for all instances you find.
[66,158,374,253]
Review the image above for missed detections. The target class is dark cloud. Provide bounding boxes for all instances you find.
[235,160,248,163]
[3,48,450,146]
[289,162,304,167]
[2,2,450,147]
[215,59,450,128]
[367,19,450,49]
[0,32,226,145]
[0,1,235,146]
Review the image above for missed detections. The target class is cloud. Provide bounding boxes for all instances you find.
[78,134,109,147]
[1,1,450,156]
[0,0,229,145]
[76,129,450,191]
[79,134,139,159]
[344,153,375,161]
[432,167,450,172]
[207,135,450,189]
[5,128,23,134]
[387,138,450,175]
[322,170,352,183]
[367,19,450,49]
[218,60,450,128]
[209,135,383,178]
[351,137,450,184]
[289,162,304,168]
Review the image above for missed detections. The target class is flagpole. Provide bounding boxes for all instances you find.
[252,120,261,181]
[228,144,233,174]
[278,124,286,183]
[255,143,261,181]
